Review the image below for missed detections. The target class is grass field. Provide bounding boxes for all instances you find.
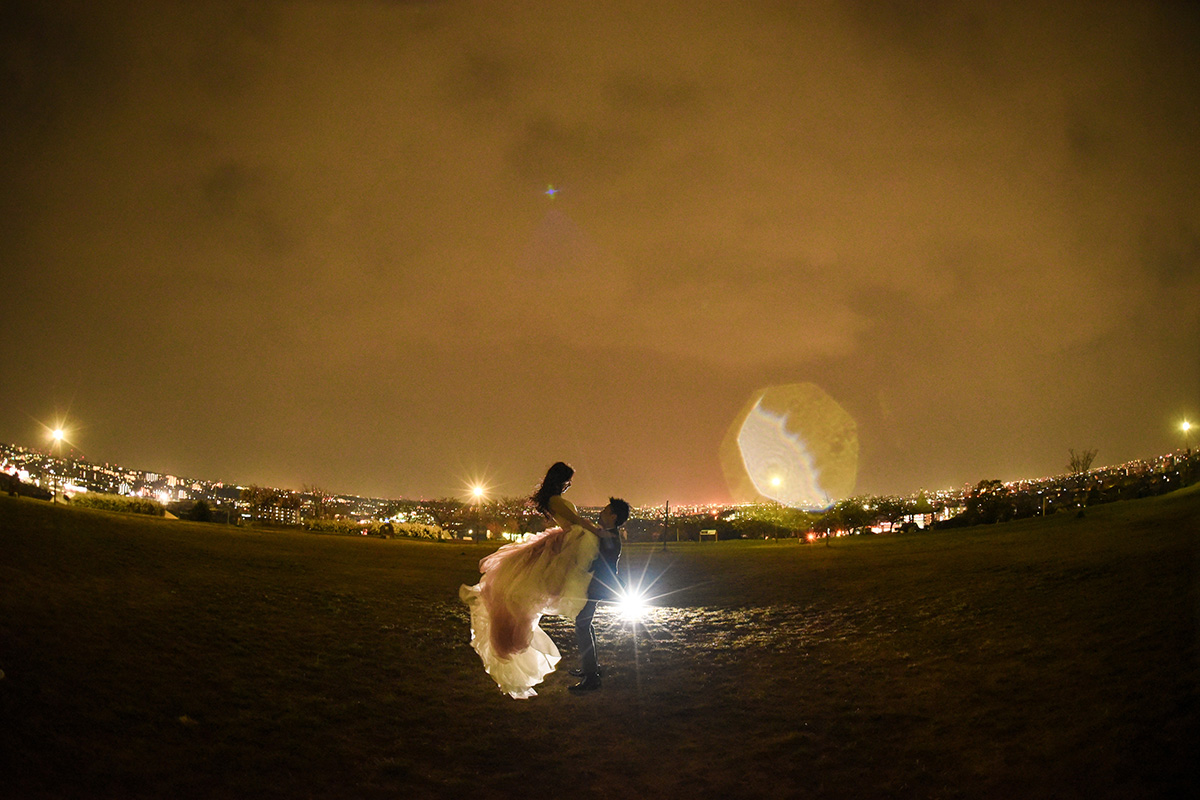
[2,488,1198,799]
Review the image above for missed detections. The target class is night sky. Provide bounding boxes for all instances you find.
[3,1,1198,507]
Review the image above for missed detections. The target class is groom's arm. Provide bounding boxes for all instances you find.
[547,495,611,538]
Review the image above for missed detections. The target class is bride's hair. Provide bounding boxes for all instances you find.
[531,461,574,517]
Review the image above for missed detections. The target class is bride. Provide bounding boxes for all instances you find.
[459,461,611,698]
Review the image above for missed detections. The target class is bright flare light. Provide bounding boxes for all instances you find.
[472,485,485,499]
[615,588,649,621]
[52,429,65,442]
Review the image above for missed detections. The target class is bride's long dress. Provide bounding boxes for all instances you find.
[459,524,598,699]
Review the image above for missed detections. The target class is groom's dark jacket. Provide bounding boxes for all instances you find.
[589,533,622,601]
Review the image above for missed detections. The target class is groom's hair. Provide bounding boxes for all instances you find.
[608,497,631,526]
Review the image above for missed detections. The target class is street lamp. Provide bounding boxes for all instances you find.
[1183,420,1193,453]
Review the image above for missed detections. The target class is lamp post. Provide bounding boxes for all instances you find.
[48,428,65,501]
[472,485,485,540]
[661,500,670,552]
[1183,421,1194,486]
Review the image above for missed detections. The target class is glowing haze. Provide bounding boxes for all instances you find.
[2,1,1197,507]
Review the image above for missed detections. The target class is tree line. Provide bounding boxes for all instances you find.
[166,447,1196,541]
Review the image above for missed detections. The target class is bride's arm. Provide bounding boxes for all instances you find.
[547,495,611,538]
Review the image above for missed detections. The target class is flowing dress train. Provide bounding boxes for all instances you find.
[459,525,598,699]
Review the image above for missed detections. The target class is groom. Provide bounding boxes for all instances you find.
[570,497,631,692]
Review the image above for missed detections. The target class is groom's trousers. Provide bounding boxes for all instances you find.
[574,598,600,675]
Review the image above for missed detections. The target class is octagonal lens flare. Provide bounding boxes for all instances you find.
[719,382,858,511]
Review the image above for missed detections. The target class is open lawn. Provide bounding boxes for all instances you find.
[2,489,1198,799]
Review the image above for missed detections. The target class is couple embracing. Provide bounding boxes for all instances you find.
[459,461,630,699]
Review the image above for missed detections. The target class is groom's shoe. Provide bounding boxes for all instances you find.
[569,672,602,692]
[569,667,604,677]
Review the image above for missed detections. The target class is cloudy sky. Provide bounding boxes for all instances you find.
[2,0,1197,507]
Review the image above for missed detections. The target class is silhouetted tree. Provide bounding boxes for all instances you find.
[725,502,812,538]
[872,496,909,530]
[302,485,332,520]
[490,495,543,536]
[424,498,467,534]
[185,499,214,522]
[966,479,1010,524]
[1068,448,1098,475]
[820,497,871,535]
[240,485,278,514]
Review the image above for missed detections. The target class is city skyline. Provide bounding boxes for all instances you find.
[3,1,1198,507]
[3,433,1190,517]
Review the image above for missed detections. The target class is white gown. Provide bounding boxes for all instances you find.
[459,524,598,699]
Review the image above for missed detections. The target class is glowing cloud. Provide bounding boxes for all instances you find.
[719,383,858,510]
